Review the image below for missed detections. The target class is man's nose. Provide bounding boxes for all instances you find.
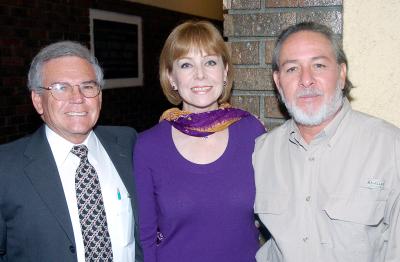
[300,67,315,87]
[69,85,85,101]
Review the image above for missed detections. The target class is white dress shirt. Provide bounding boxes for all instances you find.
[46,126,135,262]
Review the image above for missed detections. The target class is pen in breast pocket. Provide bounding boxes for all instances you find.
[117,188,121,200]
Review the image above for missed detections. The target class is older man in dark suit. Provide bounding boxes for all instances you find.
[0,41,143,262]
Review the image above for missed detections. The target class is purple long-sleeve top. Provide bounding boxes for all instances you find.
[133,115,266,262]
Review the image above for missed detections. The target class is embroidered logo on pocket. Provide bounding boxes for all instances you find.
[366,179,385,189]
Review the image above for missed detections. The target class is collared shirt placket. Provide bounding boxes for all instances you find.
[290,130,327,262]
[302,143,321,261]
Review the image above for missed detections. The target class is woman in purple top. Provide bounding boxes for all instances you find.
[133,20,266,262]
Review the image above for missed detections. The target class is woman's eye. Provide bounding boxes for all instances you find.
[205,60,217,66]
[180,63,191,69]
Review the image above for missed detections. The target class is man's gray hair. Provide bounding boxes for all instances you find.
[28,41,104,92]
[272,21,353,98]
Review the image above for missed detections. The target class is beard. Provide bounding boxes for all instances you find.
[280,83,344,126]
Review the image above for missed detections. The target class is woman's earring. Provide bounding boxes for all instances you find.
[172,83,177,90]
[223,80,227,87]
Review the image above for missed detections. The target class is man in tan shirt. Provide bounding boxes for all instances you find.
[253,21,400,262]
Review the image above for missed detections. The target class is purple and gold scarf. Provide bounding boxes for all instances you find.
[160,103,250,137]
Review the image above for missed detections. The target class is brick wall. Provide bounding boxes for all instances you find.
[223,0,343,129]
[0,0,221,144]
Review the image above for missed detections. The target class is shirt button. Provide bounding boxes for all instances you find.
[306,196,311,201]
[308,156,315,161]
[303,237,309,242]
[69,245,76,254]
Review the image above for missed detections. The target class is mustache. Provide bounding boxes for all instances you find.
[296,88,324,98]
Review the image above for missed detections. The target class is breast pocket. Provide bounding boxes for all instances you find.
[323,195,385,226]
[116,195,134,247]
[321,193,387,254]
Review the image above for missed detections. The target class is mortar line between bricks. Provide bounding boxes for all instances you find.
[227,36,274,42]
[231,90,276,96]
[259,93,265,119]
[259,40,266,66]
[227,6,342,15]
[267,118,287,124]
[233,64,272,69]
[260,0,267,11]
[227,34,340,42]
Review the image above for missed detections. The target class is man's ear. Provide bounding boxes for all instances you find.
[273,71,282,93]
[339,63,347,90]
[31,91,44,115]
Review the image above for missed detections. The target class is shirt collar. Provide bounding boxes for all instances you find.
[45,126,98,167]
[324,98,351,147]
[288,121,307,150]
[288,98,351,148]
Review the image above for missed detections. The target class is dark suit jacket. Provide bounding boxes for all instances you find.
[0,125,143,262]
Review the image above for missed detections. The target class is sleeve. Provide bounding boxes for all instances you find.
[133,136,158,262]
[384,193,400,261]
[248,114,267,137]
[384,135,400,261]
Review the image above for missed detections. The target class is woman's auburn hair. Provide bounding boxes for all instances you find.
[159,20,233,105]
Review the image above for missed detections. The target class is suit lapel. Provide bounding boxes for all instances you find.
[23,126,75,243]
[94,127,136,199]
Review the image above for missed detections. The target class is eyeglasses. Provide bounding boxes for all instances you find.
[38,81,101,101]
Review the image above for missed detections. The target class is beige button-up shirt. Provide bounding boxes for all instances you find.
[253,99,400,262]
